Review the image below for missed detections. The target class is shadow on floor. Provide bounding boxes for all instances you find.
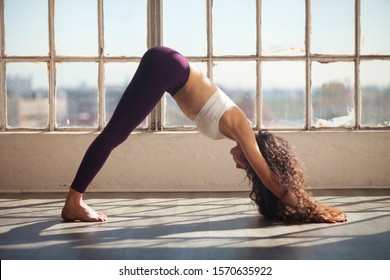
[0,192,389,260]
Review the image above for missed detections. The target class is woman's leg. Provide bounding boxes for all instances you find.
[62,46,190,222]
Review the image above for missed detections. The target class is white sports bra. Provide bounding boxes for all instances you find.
[194,88,237,140]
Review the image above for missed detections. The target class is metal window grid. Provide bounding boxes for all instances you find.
[0,0,389,132]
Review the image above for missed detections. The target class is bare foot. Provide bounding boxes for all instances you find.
[61,188,107,222]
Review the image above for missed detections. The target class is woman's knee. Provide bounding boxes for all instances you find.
[96,123,131,151]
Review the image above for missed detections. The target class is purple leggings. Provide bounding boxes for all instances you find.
[70,46,190,193]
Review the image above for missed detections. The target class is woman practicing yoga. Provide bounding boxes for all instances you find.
[61,46,347,223]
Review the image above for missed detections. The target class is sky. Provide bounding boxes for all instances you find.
[3,0,390,90]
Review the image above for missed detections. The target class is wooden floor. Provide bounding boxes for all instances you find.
[0,189,389,260]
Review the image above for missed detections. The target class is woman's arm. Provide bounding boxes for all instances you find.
[220,108,287,199]
[222,109,347,223]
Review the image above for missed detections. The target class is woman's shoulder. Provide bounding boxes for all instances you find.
[220,107,253,141]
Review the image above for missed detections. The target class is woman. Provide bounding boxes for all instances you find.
[61,46,347,223]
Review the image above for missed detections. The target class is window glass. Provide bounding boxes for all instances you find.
[262,0,305,56]
[164,62,207,128]
[213,0,256,55]
[262,62,305,128]
[104,62,147,128]
[4,0,48,56]
[6,63,49,128]
[2,0,389,132]
[213,61,256,124]
[55,0,98,56]
[311,0,354,55]
[361,61,390,127]
[104,0,148,57]
[56,63,98,128]
[312,62,355,128]
[361,0,390,55]
[164,0,207,56]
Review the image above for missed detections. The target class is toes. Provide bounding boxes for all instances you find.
[85,214,106,222]
[98,215,108,222]
[97,212,108,222]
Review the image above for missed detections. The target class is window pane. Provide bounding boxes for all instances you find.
[164,62,207,128]
[4,0,48,56]
[6,63,48,128]
[361,0,390,55]
[262,62,305,128]
[213,61,256,124]
[104,62,147,128]
[262,0,305,56]
[55,0,98,56]
[213,0,256,55]
[56,63,98,128]
[164,0,207,56]
[311,0,354,55]
[104,0,147,57]
[361,61,390,127]
[312,62,355,128]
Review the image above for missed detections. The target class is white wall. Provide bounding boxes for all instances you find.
[0,131,389,193]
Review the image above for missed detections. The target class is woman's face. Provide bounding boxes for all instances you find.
[230,144,249,170]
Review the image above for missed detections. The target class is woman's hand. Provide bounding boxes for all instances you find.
[281,191,348,223]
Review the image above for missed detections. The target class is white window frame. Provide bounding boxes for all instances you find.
[0,0,389,132]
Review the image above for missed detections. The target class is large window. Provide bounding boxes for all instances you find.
[1,0,389,131]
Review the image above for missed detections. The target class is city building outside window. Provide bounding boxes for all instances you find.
[1,0,389,132]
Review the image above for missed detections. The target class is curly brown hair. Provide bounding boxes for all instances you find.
[247,130,346,223]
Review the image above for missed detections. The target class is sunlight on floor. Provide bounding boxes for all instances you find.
[1,191,389,259]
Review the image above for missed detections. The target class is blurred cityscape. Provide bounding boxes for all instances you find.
[6,75,390,129]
